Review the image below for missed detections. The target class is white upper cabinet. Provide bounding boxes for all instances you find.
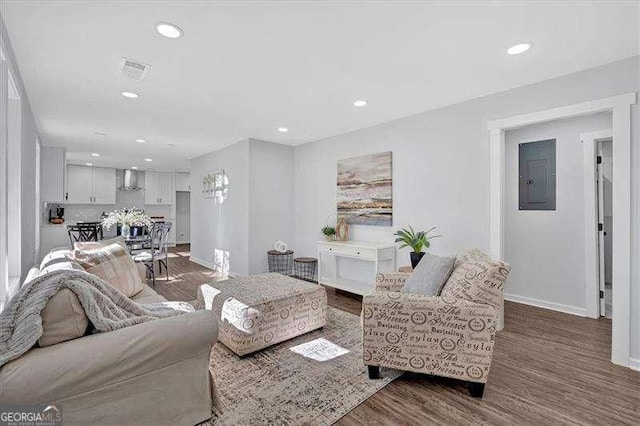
[92,167,116,204]
[66,165,94,204]
[145,171,174,205]
[174,172,191,192]
[65,165,116,204]
[41,146,66,203]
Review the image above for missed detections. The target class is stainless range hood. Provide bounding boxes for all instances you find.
[119,169,144,190]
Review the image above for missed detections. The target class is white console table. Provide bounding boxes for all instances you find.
[317,240,396,295]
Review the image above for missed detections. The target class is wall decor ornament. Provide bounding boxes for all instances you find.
[202,170,229,203]
[335,218,350,241]
[337,151,392,226]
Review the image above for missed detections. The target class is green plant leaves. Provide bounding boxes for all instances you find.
[393,226,441,253]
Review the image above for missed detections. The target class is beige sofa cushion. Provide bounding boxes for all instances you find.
[73,237,144,298]
[38,261,90,347]
[131,285,168,304]
[40,248,74,269]
[39,288,90,347]
[440,249,510,309]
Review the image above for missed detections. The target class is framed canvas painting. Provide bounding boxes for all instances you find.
[337,151,392,226]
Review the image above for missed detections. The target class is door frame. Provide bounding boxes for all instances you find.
[487,92,635,367]
[581,129,612,319]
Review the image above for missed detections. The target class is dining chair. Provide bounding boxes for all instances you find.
[132,222,172,286]
[66,223,101,248]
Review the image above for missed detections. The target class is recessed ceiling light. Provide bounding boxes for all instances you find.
[507,43,531,55]
[156,22,183,39]
[91,153,100,157]
[136,138,146,143]
[144,158,153,162]
[278,127,289,133]
[353,100,367,107]
[86,162,93,166]
[121,91,139,99]
[131,166,138,170]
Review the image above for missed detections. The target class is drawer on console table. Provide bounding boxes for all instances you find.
[317,242,376,259]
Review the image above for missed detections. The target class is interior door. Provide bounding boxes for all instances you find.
[597,147,606,316]
[91,167,116,204]
[66,165,93,204]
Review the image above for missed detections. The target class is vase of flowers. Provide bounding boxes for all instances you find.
[394,226,442,268]
[102,208,152,237]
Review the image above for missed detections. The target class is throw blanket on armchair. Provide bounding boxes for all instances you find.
[0,269,194,367]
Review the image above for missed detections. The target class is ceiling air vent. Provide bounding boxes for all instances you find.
[118,57,151,81]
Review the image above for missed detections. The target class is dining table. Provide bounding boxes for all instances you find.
[121,234,152,253]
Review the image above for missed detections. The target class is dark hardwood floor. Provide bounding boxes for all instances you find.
[157,245,640,425]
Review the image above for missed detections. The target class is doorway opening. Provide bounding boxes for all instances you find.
[489,93,635,367]
[596,139,613,318]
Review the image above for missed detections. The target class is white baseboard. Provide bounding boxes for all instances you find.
[505,293,587,317]
[630,358,640,372]
[189,256,239,278]
[189,256,215,270]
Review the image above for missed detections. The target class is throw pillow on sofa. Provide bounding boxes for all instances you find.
[73,237,145,298]
[439,249,511,309]
[38,260,90,347]
[401,252,456,296]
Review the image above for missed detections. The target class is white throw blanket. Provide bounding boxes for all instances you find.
[0,269,194,367]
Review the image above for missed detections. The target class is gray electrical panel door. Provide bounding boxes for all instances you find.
[519,139,556,210]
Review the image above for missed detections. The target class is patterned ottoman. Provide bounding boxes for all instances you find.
[197,273,327,356]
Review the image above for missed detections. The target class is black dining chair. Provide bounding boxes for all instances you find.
[66,223,102,248]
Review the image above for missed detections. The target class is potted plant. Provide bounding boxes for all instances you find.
[394,226,442,268]
[321,225,336,241]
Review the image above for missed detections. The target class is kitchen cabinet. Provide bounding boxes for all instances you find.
[174,172,191,192]
[40,146,66,203]
[40,224,71,256]
[145,171,174,205]
[92,167,117,204]
[66,165,116,204]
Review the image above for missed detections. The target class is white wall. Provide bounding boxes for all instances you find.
[293,56,639,360]
[248,138,294,274]
[190,139,250,275]
[504,113,612,313]
[190,138,294,276]
[1,13,41,278]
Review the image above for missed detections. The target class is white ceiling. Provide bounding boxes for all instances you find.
[1,1,638,171]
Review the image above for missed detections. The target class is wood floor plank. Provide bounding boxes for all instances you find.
[157,245,640,425]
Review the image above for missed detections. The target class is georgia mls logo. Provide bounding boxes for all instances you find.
[42,406,61,420]
[1,404,63,425]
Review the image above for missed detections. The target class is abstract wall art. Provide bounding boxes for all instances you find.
[337,151,392,226]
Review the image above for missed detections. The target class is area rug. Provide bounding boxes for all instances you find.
[205,307,402,425]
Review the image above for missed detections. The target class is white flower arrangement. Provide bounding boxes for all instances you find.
[102,208,152,230]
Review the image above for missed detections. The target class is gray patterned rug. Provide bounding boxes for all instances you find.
[205,307,401,425]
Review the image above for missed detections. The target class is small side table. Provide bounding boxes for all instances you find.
[293,257,318,283]
[398,266,413,273]
[267,250,294,275]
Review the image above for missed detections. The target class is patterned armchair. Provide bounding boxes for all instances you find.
[362,249,510,398]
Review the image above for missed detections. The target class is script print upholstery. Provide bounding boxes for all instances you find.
[362,250,510,383]
[199,273,327,356]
